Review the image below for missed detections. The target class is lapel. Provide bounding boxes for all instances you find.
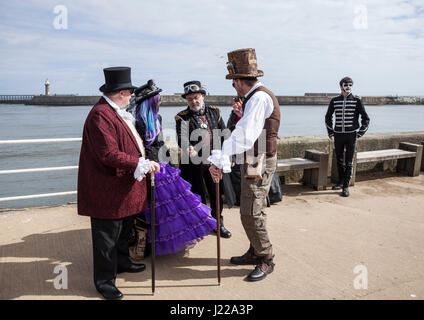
[101,98,142,155]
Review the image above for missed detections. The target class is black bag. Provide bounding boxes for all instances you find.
[266,172,283,206]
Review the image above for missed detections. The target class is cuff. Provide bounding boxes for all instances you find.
[207,150,232,173]
[134,157,150,181]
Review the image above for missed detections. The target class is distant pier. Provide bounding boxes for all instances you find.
[0,94,423,106]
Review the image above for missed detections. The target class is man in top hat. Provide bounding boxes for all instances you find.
[209,48,280,282]
[325,76,370,197]
[175,81,232,238]
[78,66,160,300]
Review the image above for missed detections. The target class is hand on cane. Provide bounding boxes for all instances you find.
[148,161,160,174]
[209,164,222,183]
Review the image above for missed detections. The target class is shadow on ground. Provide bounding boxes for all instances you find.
[0,229,250,299]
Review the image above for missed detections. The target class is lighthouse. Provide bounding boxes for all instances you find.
[45,79,50,96]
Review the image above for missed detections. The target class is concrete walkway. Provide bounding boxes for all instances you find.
[1,173,423,300]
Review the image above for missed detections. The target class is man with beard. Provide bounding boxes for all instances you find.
[175,81,232,238]
[209,48,280,282]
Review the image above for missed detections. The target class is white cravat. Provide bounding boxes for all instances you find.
[103,95,150,181]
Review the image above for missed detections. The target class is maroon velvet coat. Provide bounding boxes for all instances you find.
[77,97,147,219]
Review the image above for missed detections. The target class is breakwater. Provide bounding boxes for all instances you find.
[1,94,424,106]
[165,131,424,183]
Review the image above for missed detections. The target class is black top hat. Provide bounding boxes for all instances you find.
[181,80,207,99]
[134,79,162,104]
[99,67,138,93]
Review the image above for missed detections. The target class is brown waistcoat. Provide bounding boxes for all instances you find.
[242,86,280,157]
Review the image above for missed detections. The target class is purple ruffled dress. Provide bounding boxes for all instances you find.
[140,162,217,255]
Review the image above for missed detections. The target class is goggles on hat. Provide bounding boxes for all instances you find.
[184,84,202,94]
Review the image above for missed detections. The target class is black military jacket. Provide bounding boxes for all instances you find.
[175,105,227,160]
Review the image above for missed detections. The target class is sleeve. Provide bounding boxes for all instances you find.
[325,99,335,137]
[208,92,271,172]
[221,93,270,157]
[175,114,187,149]
[85,111,139,171]
[357,98,370,137]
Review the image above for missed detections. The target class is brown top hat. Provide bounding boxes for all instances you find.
[225,48,264,79]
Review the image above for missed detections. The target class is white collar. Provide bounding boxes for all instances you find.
[103,95,135,123]
[244,82,263,98]
[103,95,123,111]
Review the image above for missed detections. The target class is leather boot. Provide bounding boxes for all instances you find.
[341,187,350,197]
[230,246,262,265]
[213,216,232,238]
[96,283,123,300]
[332,164,345,190]
[246,254,275,282]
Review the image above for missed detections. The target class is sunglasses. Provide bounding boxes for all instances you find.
[184,84,202,94]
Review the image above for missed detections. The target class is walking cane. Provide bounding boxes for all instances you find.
[215,177,221,285]
[150,172,156,294]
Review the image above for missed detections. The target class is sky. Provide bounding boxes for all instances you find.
[0,0,423,96]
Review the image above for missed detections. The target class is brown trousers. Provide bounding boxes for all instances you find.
[240,155,277,256]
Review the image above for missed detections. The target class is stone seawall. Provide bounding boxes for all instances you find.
[22,95,424,106]
[165,131,424,183]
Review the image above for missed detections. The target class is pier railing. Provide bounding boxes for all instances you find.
[0,138,81,203]
[0,95,35,103]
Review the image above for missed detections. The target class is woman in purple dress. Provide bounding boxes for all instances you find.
[126,80,216,261]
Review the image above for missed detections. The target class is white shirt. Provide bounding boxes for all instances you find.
[208,82,274,172]
[103,95,150,181]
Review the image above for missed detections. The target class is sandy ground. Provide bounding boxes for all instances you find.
[0,173,423,300]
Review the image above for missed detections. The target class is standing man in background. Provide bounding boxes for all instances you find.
[325,76,370,197]
[175,81,232,238]
[78,67,160,300]
[209,48,280,282]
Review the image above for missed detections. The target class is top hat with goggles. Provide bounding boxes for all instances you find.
[181,80,207,99]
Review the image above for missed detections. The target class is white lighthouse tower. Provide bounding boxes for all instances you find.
[44,79,50,96]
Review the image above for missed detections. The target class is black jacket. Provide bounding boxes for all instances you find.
[175,105,227,161]
[325,94,370,137]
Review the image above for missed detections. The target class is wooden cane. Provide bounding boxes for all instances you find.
[215,178,221,285]
[150,172,156,294]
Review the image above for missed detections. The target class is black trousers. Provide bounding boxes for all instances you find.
[334,132,357,187]
[90,215,135,289]
[180,163,224,219]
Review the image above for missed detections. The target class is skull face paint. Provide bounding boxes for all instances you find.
[342,82,353,94]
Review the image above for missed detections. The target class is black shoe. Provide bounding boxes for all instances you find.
[214,225,232,238]
[341,188,350,197]
[332,183,343,190]
[97,284,123,300]
[117,263,146,274]
[246,256,275,282]
[230,247,262,265]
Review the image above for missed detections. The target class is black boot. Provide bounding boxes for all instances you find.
[246,254,275,282]
[333,164,345,190]
[341,187,350,197]
[332,183,343,190]
[213,216,232,238]
[341,165,353,197]
[230,246,262,265]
